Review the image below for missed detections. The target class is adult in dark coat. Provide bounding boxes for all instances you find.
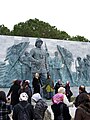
[51,93,71,120]
[74,93,90,120]
[0,91,12,120]
[18,80,32,103]
[74,85,87,107]
[12,92,34,120]
[65,81,73,102]
[32,73,42,94]
[7,80,21,107]
[54,79,63,94]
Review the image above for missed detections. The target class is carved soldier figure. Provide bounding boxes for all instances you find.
[19,51,31,80]
[29,38,49,87]
[52,51,62,83]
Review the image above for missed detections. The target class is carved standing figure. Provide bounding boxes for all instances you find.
[29,38,49,97]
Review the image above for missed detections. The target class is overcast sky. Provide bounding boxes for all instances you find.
[0,0,90,40]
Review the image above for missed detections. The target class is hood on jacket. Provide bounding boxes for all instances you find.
[32,93,42,102]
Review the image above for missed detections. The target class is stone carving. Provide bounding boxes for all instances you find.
[29,38,48,85]
[0,36,90,87]
[52,51,63,83]
[19,51,31,80]
[57,45,74,85]
[46,52,53,78]
[75,55,90,86]
[4,42,30,87]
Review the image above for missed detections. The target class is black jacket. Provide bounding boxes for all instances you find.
[51,102,71,120]
[12,101,35,120]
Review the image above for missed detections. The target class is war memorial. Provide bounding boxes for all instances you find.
[0,35,90,95]
[0,35,90,119]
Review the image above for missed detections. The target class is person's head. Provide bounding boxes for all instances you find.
[86,54,90,60]
[58,87,66,94]
[34,73,39,78]
[47,73,51,79]
[57,79,62,84]
[22,80,30,88]
[66,81,70,86]
[13,79,21,86]
[54,51,58,56]
[77,57,81,61]
[25,80,30,84]
[52,93,64,104]
[0,91,6,102]
[35,38,43,48]
[19,92,28,101]
[32,93,42,102]
[24,51,29,56]
[79,85,86,94]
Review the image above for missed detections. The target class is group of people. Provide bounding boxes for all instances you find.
[0,78,90,120]
[0,38,90,120]
[0,79,48,120]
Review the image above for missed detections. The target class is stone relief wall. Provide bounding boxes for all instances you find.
[0,35,90,87]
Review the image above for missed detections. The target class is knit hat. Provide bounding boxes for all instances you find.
[32,93,42,102]
[52,93,64,104]
[58,87,65,94]
[19,92,28,101]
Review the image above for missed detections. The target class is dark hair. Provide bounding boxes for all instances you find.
[79,85,85,92]
[0,91,7,102]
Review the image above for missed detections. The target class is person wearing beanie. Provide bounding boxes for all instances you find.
[58,87,73,107]
[74,85,87,107]
[51,93,71,120]
[12,92,34,120]
[32,93,48,120]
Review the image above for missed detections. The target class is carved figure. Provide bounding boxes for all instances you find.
[29,38,48,86]
[46,52,53,78]
[52,51,62,83]
[19,51,31,80]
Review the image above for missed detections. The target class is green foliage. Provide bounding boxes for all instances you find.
[0,19,89,42]
[69,35,89,42]
[11,18,70,40]
[0,25,10,35]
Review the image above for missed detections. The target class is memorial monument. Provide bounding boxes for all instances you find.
[0,35,90,87]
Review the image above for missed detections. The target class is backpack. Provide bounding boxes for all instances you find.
[17,103,30,120]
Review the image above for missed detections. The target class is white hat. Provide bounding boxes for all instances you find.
[25,80,30,84]
[58,87,65,94]
[19,92,28,101]
[32,93,42,102]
